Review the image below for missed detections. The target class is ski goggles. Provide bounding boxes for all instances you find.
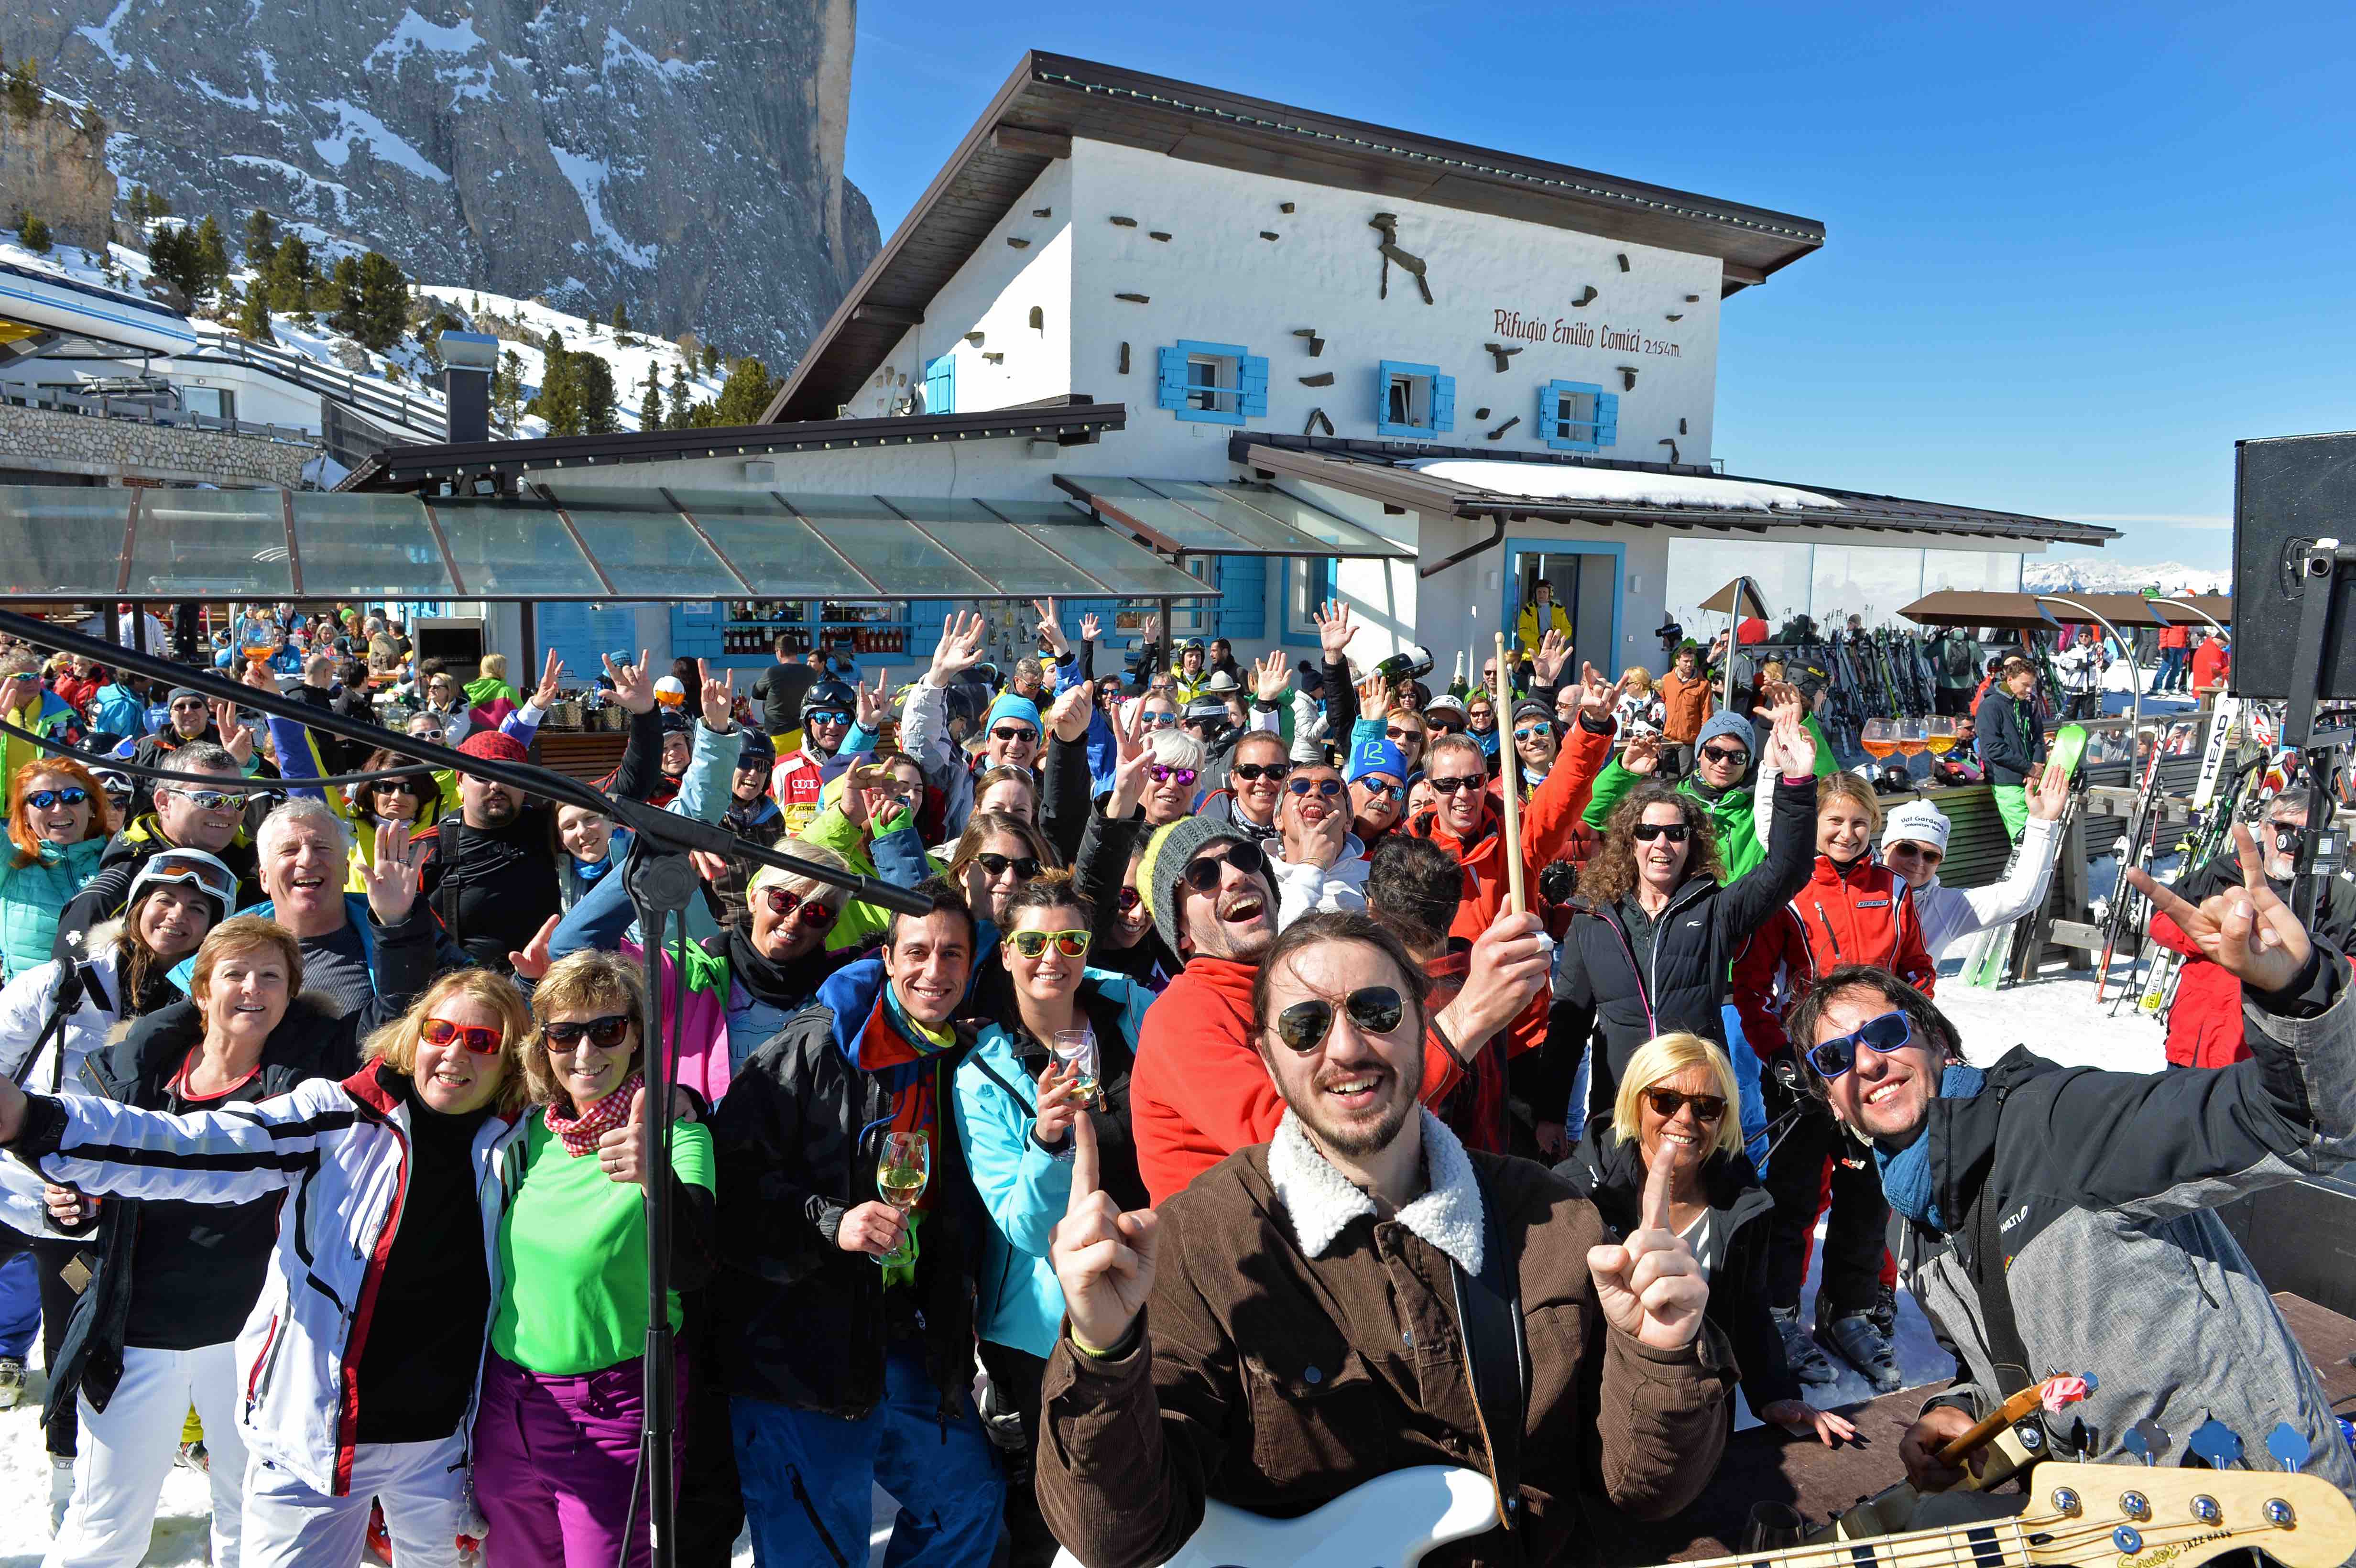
[130,851,239,911]
[1272,985,1407,1055]
[1007,928,1091,959]
[421,1017,505,1056]
[1805,1009,1915,1080]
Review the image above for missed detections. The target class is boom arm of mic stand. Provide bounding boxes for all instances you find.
[0,608,929,917]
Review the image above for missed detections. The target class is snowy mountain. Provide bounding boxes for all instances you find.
[0,0,878,368]
[2024,558,2232,596]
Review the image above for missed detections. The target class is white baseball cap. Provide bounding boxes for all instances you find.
[1881,798,1951,855]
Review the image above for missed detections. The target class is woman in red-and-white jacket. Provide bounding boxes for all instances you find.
[1730,771,1934,1394]
[0,967,537,1568]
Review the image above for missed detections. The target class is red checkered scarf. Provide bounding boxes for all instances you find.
[544,1069,643,1158]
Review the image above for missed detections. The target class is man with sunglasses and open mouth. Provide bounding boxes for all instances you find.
[1782,826,2356,1501]
[1040,911,1730,1567]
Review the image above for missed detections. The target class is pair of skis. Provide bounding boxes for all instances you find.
[2093,701,2242,1007]
[1961,723,2089,990]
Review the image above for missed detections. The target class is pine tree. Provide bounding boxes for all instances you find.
[244,209,278,266]
[638,365,663,433]
[711,356,775,426]
[666,363,692,427]
[611,301,630,335]
[15,209,51,255]
[528,330,580,435]
[236,281,275,343]
[74,101,104,142]
[491,349,524,432]
[576,353,619,434]
[263,233,313,314]
[123,185,149,226]
[327,255,363,338]
[5,59,44,125]
[191,216,230,303]
[352,251,407,351]
[699,342,720,377]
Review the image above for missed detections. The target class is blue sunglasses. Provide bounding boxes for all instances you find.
[1805,1009,1914,1080]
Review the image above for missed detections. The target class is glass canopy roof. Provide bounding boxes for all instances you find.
[1053,476,1413,559]
[0,485,1221,602]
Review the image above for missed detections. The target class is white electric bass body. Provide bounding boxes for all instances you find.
[1050,1465,1499,1568]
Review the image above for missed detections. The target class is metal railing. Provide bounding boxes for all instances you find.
[186,325,448,441]
[1,386,319,448]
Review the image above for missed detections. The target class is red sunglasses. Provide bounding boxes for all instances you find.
[420,1017,503,1056]
[763,887,840,930]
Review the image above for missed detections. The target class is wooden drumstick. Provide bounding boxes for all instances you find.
[1493,632,1525,916]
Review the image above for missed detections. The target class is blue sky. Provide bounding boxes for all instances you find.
[846,4,2356,572]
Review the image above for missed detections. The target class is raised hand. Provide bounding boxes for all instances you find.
[507,912,560,981]
[854,672,888,730]
[1773,700,1816,778]
[1050,1107,1158,1352]
[2126,822,2312,993]
[1622,735,1661,777]
[1435,909,1551,1056]
[1569,662,1618,720]
[1356,670,1388,713]
[1253,650,1289,703]
[241,658,278,694]
[698,658,735,732]
[598,1089,648,1187]
[605,649,655,715]
[1078,611,1102,643]
[1139,613,1160,644]
[532,649,565,710]
[1047,680,1094,743]
[2024,758,2067,821]
[1585,1140,1707,1350]
[928,610,987,685]
[1313,599,1356,658]
[1108,698,1151,819]
[1033,1060,1082,1146]
[1533,628,1572,686]
[1033,598,1069,656]
[210,698,254,765]
[359,819,425,926]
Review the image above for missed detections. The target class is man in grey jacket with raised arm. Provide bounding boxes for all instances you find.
[1787,822,2356,1497]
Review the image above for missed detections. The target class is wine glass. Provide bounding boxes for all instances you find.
[1860,718,1896,762]
[1051,1028,1100,1110]
[1742,1503,1806,1554]
[875,1131,929,1269]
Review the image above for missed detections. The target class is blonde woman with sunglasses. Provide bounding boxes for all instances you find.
[0,966,536,1568]
[950,871,1152,1568]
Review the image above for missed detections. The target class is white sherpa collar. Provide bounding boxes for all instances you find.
[1267,1107,1484,1275]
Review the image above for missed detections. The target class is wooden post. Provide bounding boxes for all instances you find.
[1493,631,1525,915]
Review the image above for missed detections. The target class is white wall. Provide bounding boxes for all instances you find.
[1066,137,1723,478]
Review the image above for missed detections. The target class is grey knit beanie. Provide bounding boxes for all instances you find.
[1695,710,1756,757]
[1136,813,1256,958]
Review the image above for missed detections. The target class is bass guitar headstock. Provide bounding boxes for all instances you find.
[2017,1465,2353,1568]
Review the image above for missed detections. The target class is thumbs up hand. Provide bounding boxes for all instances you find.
[598,1088,649,1187]
[1050,1110,1158,1353]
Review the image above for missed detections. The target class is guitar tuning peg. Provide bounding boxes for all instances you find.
[2124,1418,2171,1467]
[2264,1422,2311,1473]
[2187,1417,2245,1470]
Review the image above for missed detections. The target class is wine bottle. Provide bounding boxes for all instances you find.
[1369,646,1434,685]
[1447,651,1469,699]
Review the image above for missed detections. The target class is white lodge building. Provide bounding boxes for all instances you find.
[340,53,2113,683]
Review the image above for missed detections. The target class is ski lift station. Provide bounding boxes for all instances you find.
[2,52,2116,680]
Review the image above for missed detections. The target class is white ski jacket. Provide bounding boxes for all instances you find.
[0,940,130,1239]
[1913,815,2064,959]
[26,1062,529,1498]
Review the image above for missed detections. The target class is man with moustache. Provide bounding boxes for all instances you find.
[1038,912,1730,1568]
[1787,825,2356,1498]
[1124,816,1552,1204]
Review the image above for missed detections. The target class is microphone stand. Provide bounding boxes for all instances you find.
[0,609,927,1568]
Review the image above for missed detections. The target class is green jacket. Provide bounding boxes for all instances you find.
[799,798,944,952]
[1582,713,1833,881]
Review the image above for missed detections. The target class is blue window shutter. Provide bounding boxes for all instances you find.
[1374,361,1396,432]
[1595,392,1619,448]
[1238,355,1269,419]
[923,354,955,415]
[1218,555,1266,638]
[1537,381,1557,442]
[1156,346,1188,411]
[1432,373,1455,433]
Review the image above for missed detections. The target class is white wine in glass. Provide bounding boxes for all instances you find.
[1051,1028,1100,1105]
[875,1131,928,1269]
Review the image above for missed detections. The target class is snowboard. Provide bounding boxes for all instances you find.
[1963,724,2088,989]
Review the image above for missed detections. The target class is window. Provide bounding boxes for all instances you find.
[1539,380,1617,452]
[1156,341,1268,426]
[183,386,235,424]
[1284,556,1334,646]
[922,354,955,415]
[1374,360,1454,440]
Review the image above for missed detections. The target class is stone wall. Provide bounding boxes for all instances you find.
[0,403,310,488]
[0,96,115,252]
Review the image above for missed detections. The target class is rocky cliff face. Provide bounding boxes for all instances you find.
[0,95,115,250]
[2,0,879,368]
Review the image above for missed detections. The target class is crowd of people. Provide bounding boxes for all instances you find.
[0,594,2339,1568]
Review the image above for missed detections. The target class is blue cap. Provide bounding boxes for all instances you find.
[984,693,1041,735]
[1347,736,1407,785]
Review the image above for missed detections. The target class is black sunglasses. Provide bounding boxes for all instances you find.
[1644,1087,1726,1123]
[1274,985,1407,1054]
[1632,822,1691,843]
[1698,744,1750,765]
[1427,774,1484,795]
[1179,839,1265,893]
[1286,777,1344,798]
[975,852,1042,880]
[1115,885,1142,913]
[1806,1009,1914,1080]
[991,725,1038,743]
[1232,762,1292,782]
[24,787,88,810]
[543,1014,633,1049]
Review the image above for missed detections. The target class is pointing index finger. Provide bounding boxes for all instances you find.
[1069,1104,1101,1213]
[1641,1136,1676,1234]
[2233,821,2267,891]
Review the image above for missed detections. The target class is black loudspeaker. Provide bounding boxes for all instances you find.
[2232,430,2356,701]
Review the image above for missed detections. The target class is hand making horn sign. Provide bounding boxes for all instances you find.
[1586,1137,1710,1352]
[2126,821,2313,994]
[1052,1100,1159,1354]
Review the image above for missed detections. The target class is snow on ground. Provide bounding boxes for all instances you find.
[1412,459,1845,512]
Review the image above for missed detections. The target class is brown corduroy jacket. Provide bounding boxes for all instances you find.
[1036,1131,1734,1568]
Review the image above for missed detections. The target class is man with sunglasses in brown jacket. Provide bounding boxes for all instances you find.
[1041,911,1732,1568]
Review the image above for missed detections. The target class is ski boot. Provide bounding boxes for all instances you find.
[0,1356,23,1409]
[1770,1306,1837,1385]
[1817,1301,1902,1393]
[49,1454,71,1533]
